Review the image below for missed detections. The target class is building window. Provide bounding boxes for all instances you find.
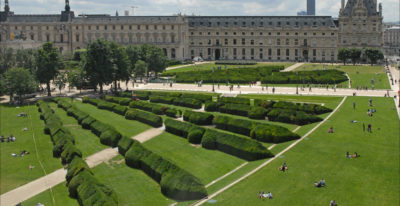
[113,25,116,30]
[208,39,211,45]
[277,39,281,45]
[216,39,220,45]
[171,25,175,30]
[268,49,272,56]
[208,48,211,56]
[242,48,246,55]
[322,50,326,57]
[137,25,141,30]
[154,25,157,30]
[251,40,254,45]
[60,34,64,43]
[88,26,91,30]
[295,39,299,45]
[295,49,298,56]
[304,39,308,46]
[129,25,132,30]
[233,48,237,55]
[233,39,237,45]
[286,39,289,45]
[286,49,289,56]
[225,39,228,45]
[46,34,50,42]
[251,48,254,56]
[242,38,245,45]
[76,34,80,42]
[313,49,316,56]
[96,26,99,30]
[146,25,149,30]
[171,48,176,58]
[277,49,281,56]
[105,25,108,30]
[30,34,34,40]
[121,25,124,30]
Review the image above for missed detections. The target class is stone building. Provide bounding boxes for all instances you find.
[0,0,383,62]
[338,0,383,49]
[383,26,400,56]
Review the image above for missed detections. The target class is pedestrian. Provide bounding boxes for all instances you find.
[272,87,275,94]
[369,99,373,106]
[363,123,365,132]
[367,124,372,133]
[353,102,356,110]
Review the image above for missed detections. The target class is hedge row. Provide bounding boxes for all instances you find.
[272,101,332,114]
[201,129,274,161]
[125,141,207,200]
[150,95,203,109]
[122,90,215,103]
[105,96,131,106]
[169,66,284,84]
[219,103,250,117]
[215,60,257,65]
[129,100,180,118]
[82,96,101,106]
[125,109,163,127]
[183,110,214,125]
[262,69,348,84]
[164,118,205,144]
[267,109,323,125]
[213,115,300,143]
[37,100,81,164]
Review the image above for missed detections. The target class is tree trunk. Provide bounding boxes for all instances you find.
[100,84,103,94]
[114,80,118,93]
[46,82,51,96]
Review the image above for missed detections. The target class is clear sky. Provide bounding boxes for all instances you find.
[2,0,399,22]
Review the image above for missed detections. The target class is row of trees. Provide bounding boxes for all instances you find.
[0,40,168,102]
[338,48,384,65]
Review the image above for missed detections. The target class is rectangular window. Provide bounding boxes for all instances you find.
[242,48,246,55]
[105,25,108,30]
[251,40,254,45]
[242,38,245,45]
[208,48,211,56]
[268,49,272,56]
[154,25,157,30]
[313,49,316,56]
[233,48,237,55]
[76,34,79,42]
[286,39,289,45]
[233,39,237,45]
[146,25,149,30]
[46,34,50,42]
[251,48,254,56]
[121,25,124,30]
[60,34,64,43]
[286,49,289,56]
[225,39,228,45]
[171,25,175,30]
[30,34,34,40]
[295,39,299,45]
[295,49,298,56]
[88,26,91,30]
[277,39,281,45]
[138,25,141,30]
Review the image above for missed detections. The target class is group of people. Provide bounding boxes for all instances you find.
[258,191,273,199]
[278,162,288,172]
[328,127,335,133]
[0,134,16,143]
[12,150,30,157]
[367,108,376,117]
[346,152,360,159]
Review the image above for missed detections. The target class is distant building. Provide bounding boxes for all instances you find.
[297,11,308,16]
[307,0,316,16]
[0,0,384,62]
[383,26,400,56]
[338,0,383,49]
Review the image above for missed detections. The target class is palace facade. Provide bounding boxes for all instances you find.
[0,0,383,62]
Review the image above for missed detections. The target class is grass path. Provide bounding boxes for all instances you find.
[194,96,347,206]
[202,97,399,205]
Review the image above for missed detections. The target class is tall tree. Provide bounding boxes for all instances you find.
[134,60,147,78]
[338,48,350,65]
[35,42,61,96]
[109,42,130,93]
[0,46,15,74]
[145,45,167,76]
[54,72,67,94]
[67,69,85,93]
[364,48,384,66]
[83,39,114,93]
[349,48,362,65]
[2,68,36,103]
[16,48,36,73]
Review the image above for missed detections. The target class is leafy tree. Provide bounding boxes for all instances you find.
[0,46,15,74]
[67,69,85,93]
[15,49,36,73]
[73,49,87,61]
[83,39,114,93]
[349,48,362,65]
[54,72,67,94]
[134,60,147,78]
[365,48,384,66]
[109,42,130,93]
[2,68,36,103]
[126,45,142,67]
[338,48,350,65]
[145,45,167,76]
[35,42,61,96]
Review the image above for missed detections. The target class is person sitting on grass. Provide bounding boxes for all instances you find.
[8,134,16,142]
[0,135,5,142]
[23,127,28,131]
[328,127,334,133]
[351,152,360,158]
[20,150,30,156]
[346,151,351,159]
[330,200,338,206]
[279,162,288,172]
[265,192,273,199]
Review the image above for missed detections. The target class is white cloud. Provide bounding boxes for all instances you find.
[4,0,399,22]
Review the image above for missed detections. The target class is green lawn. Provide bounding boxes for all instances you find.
[296,64,390,90]
[143,132,246,185]
[208,97,399,205]
[22,182,78,206]
[163,62,294,75]
[49,103,108,157]
[92,155,174,205]
[73,100,152,137]
[0,104,62,194]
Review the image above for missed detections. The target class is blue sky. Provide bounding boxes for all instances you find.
[2,0,399,22]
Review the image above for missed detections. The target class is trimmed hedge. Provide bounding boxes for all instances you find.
[117,136,134,156]
[183,111,214,125]
[173,98,202,109]
[82,97,101,106]
[262,69,347,84]
[219,103,250,117]
[220,97,251,105]
[90,120,112,136]
[81,116,96,129]
[150,95,176,104]
[113,105,128,115]
[204,101,221,112]
[248,107,267,119]
[61,143,82,164]
[187,127,205,144]
[67,107,89,123]
[125,109,163,127]
[165,118,193,138]
[97,101,117,111]
[99,128,121,147]
[76,179,118,206]
[201,129,273,161]
[125,142,207,200]
[266,109,323,125]
[165,108,180,118]
[272,101,332,114]
[66,156,92,183]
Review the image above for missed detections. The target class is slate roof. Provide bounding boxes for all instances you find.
[341,0,379,16]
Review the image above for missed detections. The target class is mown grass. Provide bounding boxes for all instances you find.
[209,97,399,205]
[73,100,152,137]
[297,64,390,90]
[143,132,246,185]
[163,62,294,75]
[0,104,61,194]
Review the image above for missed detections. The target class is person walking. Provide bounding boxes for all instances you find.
[353,102,356,110]
[367,124,372,133]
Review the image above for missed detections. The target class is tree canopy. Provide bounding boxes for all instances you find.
[365,48,384,66]
[35,42,61,96]
[1,68,36,103]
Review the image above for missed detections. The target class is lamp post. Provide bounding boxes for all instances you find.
[212,67,215,92]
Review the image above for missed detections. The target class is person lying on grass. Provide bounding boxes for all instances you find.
[328,127,334,133]
[314,178,326,188]
[279,162,288,172]
[346,152,360,159]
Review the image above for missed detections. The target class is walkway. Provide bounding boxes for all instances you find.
[166,61,212,71]
[282,63,304,72]
[193,96,347,205]
[0,125,164,206]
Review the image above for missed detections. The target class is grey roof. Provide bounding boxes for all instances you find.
[7,14,61,22]
[72,15,184,23]
[341,0,379,16]
[187,16,336,28]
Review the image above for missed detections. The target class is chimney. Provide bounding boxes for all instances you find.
[379,3,382,16]
[341,0,345,9]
